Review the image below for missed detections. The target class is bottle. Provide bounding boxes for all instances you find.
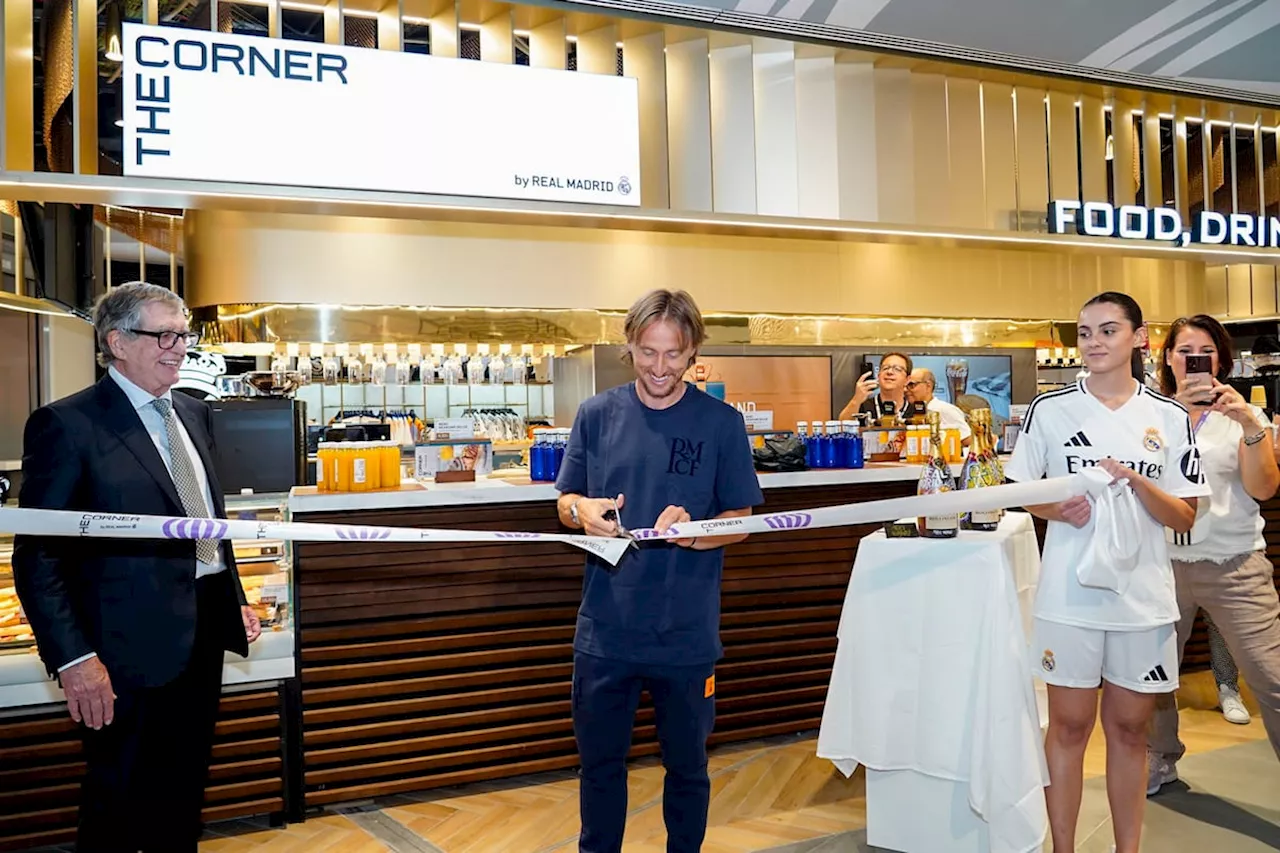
[380,441,400,489]
[335,443,354,492]
[845,421,865,469]
[530,428,549,482]
[316,442,331,492]
[800,422,819,469]
[552,429,568,481]
[824,420,842,468]
[878,400,898,429]
[963,410,1003,531]
[351,442,370,492]
[917,411,958,538]
[814,420,831,469]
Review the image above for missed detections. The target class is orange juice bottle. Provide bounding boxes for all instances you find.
[380,442,400,488]
[316,443,331,492]
[351,442,369,492]
[366,442,382,491]
[335,443,354,492]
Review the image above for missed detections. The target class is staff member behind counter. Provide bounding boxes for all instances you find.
[838,352,912,422]
[906,368,972,446]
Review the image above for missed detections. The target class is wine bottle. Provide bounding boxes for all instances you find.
[961,408,1001,531]
[917,411,959,538]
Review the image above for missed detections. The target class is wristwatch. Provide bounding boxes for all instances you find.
[1244,429,1269,446]
[569,498,582,526]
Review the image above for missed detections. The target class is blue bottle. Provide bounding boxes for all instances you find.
[814,421,831,469]
[530,429,549,482]
[823,420,843,468]
[552,429,567,481]
[845,421,865,468]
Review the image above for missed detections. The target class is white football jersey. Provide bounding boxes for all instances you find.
[1007,379,1210,631]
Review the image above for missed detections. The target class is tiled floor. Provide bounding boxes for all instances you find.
[172,669,1274,853]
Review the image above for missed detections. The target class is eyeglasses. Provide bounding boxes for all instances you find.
[128,328,201,350]
[880,364,908,376]
[905,380,921,388]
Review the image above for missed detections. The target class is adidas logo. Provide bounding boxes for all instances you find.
[1142,665,1170,684]
[1064,431,1092,447]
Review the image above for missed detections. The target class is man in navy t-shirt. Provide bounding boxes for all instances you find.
[556,289,764,853]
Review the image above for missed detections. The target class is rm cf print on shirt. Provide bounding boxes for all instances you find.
[1006,380,1211,631]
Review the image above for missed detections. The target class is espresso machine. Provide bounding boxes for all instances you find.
[207,370,309,494]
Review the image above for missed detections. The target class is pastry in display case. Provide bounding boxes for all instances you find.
[0,496,294,660]
[0,534,36,650]
[224,495,293,633]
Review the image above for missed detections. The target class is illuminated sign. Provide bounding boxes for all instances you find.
[1048,200,1280,249]
[122,24,641,207]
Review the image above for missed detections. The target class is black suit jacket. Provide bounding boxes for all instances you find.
[13,376,249,689]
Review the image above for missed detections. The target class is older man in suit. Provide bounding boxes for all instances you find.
[13,282,260,852]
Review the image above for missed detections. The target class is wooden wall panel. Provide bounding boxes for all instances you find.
[292,481,915,807]
[0,688,286,851]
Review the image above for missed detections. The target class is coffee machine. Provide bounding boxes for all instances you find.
[1226,334,1280,420]
[207,371,309,494]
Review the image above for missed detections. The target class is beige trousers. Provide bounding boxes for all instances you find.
[1148,551,1280,762]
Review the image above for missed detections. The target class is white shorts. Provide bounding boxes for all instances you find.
[1031,618,1178,694]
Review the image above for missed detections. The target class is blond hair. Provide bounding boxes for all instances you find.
[622,290,706,363]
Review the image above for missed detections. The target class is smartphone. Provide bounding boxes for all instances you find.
[860,360,875,379]
[1184,354,1214,403]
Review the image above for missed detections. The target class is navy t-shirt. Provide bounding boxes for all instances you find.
[555,382,764,666]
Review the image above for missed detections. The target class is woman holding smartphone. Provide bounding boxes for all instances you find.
[1147,314,1280,794]
[1007,292,1208,853]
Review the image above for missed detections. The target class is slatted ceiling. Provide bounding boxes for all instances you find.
[0,688,286,850]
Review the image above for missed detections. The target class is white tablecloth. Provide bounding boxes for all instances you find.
[817,512,1049,853]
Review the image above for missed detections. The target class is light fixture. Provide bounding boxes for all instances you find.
[1105,134,1114,161]
[104,0,123,62]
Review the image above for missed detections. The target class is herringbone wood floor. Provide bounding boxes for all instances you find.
[197,671,1266,853]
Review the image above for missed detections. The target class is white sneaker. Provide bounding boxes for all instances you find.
[1147,753,1177,796]
[1220,684,1251,725]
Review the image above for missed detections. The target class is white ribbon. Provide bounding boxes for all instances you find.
[0,470,1112,567]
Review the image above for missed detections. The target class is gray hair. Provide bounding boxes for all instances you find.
[93,282,187,367]
[915,368,937,390]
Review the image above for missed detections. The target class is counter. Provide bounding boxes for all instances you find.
[287,466,920,809]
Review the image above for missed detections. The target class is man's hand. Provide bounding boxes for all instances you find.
[655,505,695,548]
[577,494,627,538]
[61,656,115,730]
[242,605,262,644]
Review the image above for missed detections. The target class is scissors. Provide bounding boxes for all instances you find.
[601,498,640,552]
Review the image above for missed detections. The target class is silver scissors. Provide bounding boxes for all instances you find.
[601,497,640,551]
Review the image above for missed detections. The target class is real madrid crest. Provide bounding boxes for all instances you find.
[1143,427,1163,452]
[1041,650,1056,672]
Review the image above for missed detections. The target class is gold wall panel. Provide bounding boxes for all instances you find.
[1205,265,1228,316]
[184,210,1207,323]
[911,72,948,227]
[2,0,36,171]
[1047,92,1078,202]
[946,77,985,229]
[1251,264,1278,317]
[1079,96,1107,203]
[1013,86,1049,228]
[981,82,1017,231]
[1227,264,1253,317]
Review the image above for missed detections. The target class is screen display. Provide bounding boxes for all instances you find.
[866,353,1013,426]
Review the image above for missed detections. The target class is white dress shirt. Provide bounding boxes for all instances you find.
[59,369,229,673]
[927,397,973,441]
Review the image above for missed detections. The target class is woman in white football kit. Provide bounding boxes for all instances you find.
[1147,314,1280,794]
[1007,292,1209,853]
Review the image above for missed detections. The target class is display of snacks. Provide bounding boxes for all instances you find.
[0,496,293,660]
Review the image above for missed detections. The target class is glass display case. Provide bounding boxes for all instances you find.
[0,494,295,708]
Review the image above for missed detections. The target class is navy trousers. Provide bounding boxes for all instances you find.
[573,651,717,853]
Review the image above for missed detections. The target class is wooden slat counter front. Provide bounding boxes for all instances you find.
[288,467,920,808]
